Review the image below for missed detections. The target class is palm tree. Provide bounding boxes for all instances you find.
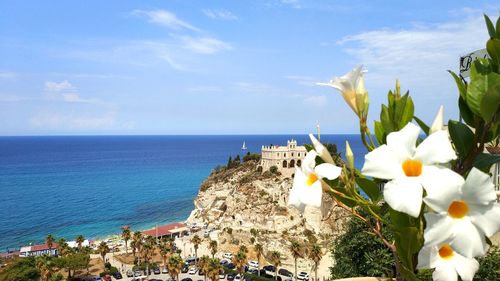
[254,243,264,276]
[36,254,55,281]
[143,235,157,277]
[289,240,304,281]
[167,254,184,281]
[159,243,170,271]
[122,228,131,254]
[207,258,223,281]
[209,240,218,258]
[269,251,281,281]
[46,234,54,254]
[76,235,85,250]
[191,235,202,268]
[198,255,210,281]
[98,241,110,265]
[132,231,143,264]
[57,238,70,257]
[232,251,247,278]
[308,243,322,281]
[239,245,248,254]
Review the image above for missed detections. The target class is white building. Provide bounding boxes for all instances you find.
[260,139,307,176]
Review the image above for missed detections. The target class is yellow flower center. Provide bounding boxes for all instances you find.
[402,159,422,177]
[448,200,469,219]
[438,244,454,260]
[306,173,318,186]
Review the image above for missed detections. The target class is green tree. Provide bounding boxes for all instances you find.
[159,243,170,270]
[207,258,223,281]
[192,234,202,268]
[227,156,233,168]
[289,240,304,281]
[254,243,264,276]
[269,166,278,174]
[75,235,85,250]
[167,254,184,281]
[46,234,55,253]
[142,235,157,277]
[0,256,40,281]
[239,245,248,254]
[199,255,210,281]
[474,245,500,281]
[232,251,248,277]
[209,240,218,258]
[132,231,144,264]
[122,228,131,254]
[269,251,281,281]
[97,241,110,266]
[307,243,322,281]
[57,238,70,257]
[35,254,56,281]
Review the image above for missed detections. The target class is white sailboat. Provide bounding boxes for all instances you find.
[241,141,247,150]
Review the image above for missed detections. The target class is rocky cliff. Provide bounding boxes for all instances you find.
[186,159,350,271]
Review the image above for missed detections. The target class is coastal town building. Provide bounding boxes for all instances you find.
[19,243,58,257]
[260,139,307,176]
[142,222,189,239]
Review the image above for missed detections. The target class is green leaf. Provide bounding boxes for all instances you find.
[484,14,496,38]
[413,116,430,136]
[380,105,394,133]
[486,39,500,72]
[356,177,382,202]
[330,191,357,208]
[304,144,314,152]
[473,153,500,171]
[497,16,500,38]
[458,95,476,127]
[448,120,474,158]
[396,94,414,129]
[481,83,500,122]
[374,121,385,145]
[448,70,467,100]
[466,60,493,116]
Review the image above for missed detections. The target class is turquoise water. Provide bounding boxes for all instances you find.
[0,135,366,252]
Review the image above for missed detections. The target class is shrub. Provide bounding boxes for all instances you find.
[0,257,40,281]
[243,152,261,162]
[257,166,263,173]
[269,165,278,174]
[474,245,500,280]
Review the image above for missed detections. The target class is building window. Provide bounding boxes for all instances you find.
[292,153,294,157]
[283,160,287,168]
[284,153,286,157]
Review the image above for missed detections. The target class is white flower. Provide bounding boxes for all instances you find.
[417,243,479,281]
[317,65,368,117]
[309,133,334,164]
[288,150,341,212]
[361,122,456,217]
[423,168,500,258]
[429,105,444,134]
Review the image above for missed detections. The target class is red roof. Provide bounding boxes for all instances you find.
[142,222,186,237]
[30,243,59,252]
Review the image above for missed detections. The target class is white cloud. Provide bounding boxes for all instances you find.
[44,80,75,92]
[203,9,238,20]
[30,112,116,129]
[303,95,327,107]
[0,71,16,79]
[281,0,301,9]
[284,75,319,86]
[181,36,232,54]
[133,9,201,32]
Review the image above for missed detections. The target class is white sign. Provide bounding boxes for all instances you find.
[460,49,489,78]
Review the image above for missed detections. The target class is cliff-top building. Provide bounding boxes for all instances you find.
[260,139,307,175]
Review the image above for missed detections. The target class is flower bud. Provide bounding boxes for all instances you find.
[345,141,354,170]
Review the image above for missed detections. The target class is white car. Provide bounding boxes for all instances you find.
[297,272,309,281]
[248,260,259,268]
[162,267,168,274]
[222,252,233,260]
[234,274,243,281]
[189,267,198,275]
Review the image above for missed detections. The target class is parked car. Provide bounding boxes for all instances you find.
[244,276,253,281]
[204,230,211,237]
[182,265,189,273]
[134,271,142,277]
[222,252,233,260]
[127,270,134,277]
[162,267,169,274]
[103,275,112,281]
[247,268,259,275]
[234,274,243,281]
[284,278,293,281]
[199,270,205,275]
[186,256,199,265]
[219,271,226,279]
[297,272,309,281]
[166,278,175,281]
[189,267,198,274]
[225,263,235,270]
[278,268,293,277]
[154,267,161,274]
[113,271,123,279]
[220,259,229,265]
[248,260,259,268]
[227,274,235,281]
[182,278,193,281]
[263,265,276,272]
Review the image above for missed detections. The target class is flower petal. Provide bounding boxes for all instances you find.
[361,144,402,180]
[433,262,458,281]
[429,105,444,134]
[302,150,318,174]
[469,203,500,238]
[314,163,341,180]
[386,122,420,162]
[288,169,306,212]
[421,166,463,213]
[414,130,456,165]
[461,168,496,205]
[383,178,423,217]
[424,213,454,247]
[451,218,488,258]
[309,133,335,164]
[417,246,439,269]
[299,180,322,208]
[451,253,479,281]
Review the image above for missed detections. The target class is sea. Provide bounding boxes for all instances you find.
[0,135,366,252]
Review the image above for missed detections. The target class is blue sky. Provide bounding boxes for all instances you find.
[0,0,498,135]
